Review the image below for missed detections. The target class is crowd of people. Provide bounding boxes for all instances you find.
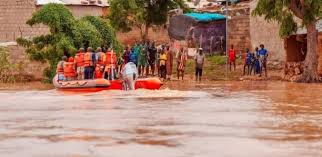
[56,41,267,87]
[122,41,192,81]
[228,44,269,77]
[56,41,206,85]
[56,47,118,82]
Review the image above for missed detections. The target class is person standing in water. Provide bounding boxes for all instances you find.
[122,62,138,90]
[194,48,205,82]
[228,45,236,71]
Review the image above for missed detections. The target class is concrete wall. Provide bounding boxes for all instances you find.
[249,0,285,62]
[117,27,170,45]
[6,45,47,80]
[317,33,322,75]
[66,5,108,18]
[228,15,251,54]
[0,0,107,79]
[0,0,49,42]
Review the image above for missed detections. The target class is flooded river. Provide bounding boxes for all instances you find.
[0,81,321,157]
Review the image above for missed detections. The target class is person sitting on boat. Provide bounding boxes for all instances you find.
[122,62,138,90]
[95,47,105,79]
[56,56,67,81]
[104,48,118,80]
[84,47,96,79]
[64,57,76,81]
[74,48,85,80]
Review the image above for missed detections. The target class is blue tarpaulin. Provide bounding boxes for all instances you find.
[184,12,226,22]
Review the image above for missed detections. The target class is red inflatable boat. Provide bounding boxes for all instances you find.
[53,75,111,92]
[107,77,162,90]
[53,75,162,92]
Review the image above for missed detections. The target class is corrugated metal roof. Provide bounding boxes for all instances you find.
[296,20,322,34]
[36,0,109,7]
[185,0,214,9]
[61,0,109,7]
[37,0,66,5]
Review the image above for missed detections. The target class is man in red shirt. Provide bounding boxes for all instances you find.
[228,45,236,71]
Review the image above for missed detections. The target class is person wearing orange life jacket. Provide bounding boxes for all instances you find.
[56,56,67,81]
[104,48,118,80]
[94,47,105,79]
[74,48,85,80]
[84,47,96,79]
[64,57,76,81]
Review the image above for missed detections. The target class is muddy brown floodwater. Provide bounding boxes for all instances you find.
[0,81,322,157]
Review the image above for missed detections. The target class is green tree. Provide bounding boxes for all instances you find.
[82,16,123,54]
[17,3,121,81]
[252,0,322,83]
[109,0,189,40]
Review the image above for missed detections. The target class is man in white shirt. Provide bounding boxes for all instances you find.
[121,62,139,90]
[194,48,205,82]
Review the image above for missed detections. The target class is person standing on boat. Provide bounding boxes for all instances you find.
[122,62,138,90]
[74,48,85,80]
[64,57,76,81]
[84,47,96,79]
[95,47,106,79]
[104,48,118,80]
[56,56,67,81]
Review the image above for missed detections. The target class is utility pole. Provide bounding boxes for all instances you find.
[225,0,229,80]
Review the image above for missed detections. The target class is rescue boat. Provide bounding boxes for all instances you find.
[53,75,111,92]
[107,77,162,90]
[53,75,162,91]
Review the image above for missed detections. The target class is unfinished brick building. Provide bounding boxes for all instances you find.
[0,0,109,79]
[284,21,322,80]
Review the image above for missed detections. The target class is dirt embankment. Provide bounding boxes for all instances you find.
[0,56,284,91]
[0,82,54,91]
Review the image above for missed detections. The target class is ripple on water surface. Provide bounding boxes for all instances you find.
[0,82,322,157]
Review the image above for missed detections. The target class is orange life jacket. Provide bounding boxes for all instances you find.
[75,53,85,67]
[64,62,76,77]
[105,51,117,66]
[56,61,65,74]
[84,52,94,67]
[68,57,74,63]
[94,65,104,79]
[96,52,106,66]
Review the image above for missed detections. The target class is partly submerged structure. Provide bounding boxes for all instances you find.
[168,12,226,54]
